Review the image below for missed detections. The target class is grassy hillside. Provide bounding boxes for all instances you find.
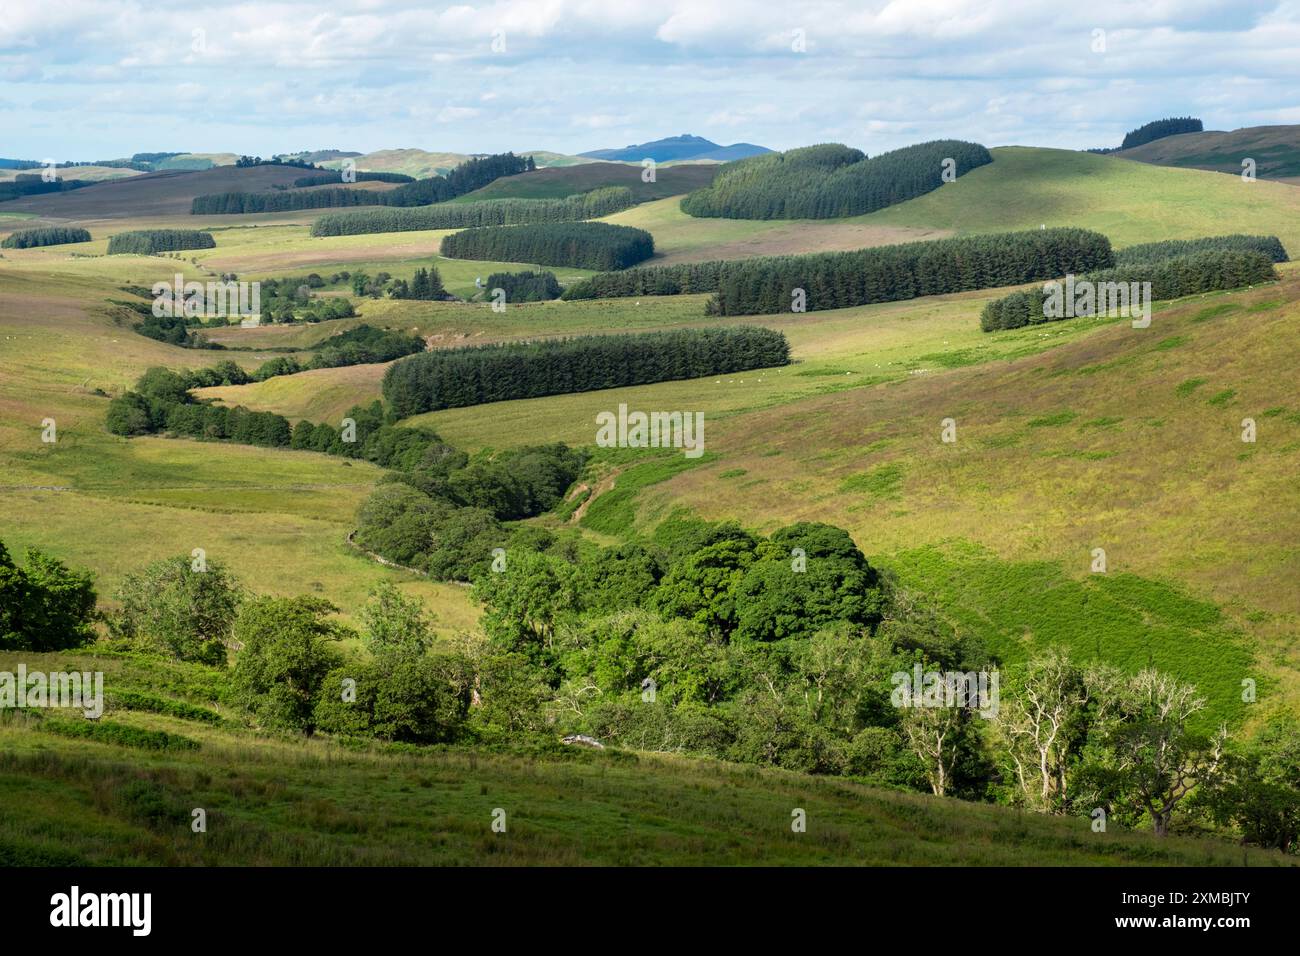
[636,273,1300,721]
[859,146,1300,253]
[319,149,594,180]
[0,651,1288,867]
[0,165,145,183]
[0,164,320,220]
[1118,125,1300,179]
[0,266,478,633]
[3,140,1300,866]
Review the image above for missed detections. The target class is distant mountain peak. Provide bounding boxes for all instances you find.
[579,134,772,163]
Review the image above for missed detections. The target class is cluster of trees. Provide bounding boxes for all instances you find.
[0,175,92,203]
[440,221,654,271]
[234,155,319,169]
[109,555,243,665]
[707,228,1115,316]
[310,187,636,237]
[19,519,1300,847]
[1,226,92,249]
[382,326,791,416]
[106,365,289,444]
[192,153,534,214]
[0,540,97,651]
[561,260,727,299]
[192,187,383,214]
[980,249,1279,331]
[355,442,588,578]
[107,229,215,255]
[292,171,414,187]
[258,272,359,324]
[1114,234,1289,265]
[1121,117,1203,150]
[128,309,219,348]
[389,266,447,300]
[681,140,993,219]
[404,152,535,202]
[484,270,562,302]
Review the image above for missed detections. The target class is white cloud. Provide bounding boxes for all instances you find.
[0,0,1295,158]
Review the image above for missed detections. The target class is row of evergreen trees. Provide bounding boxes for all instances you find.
[681,140,993,220]
[192,186,380,214]
[1115,234,1288,265]
[706,228,1115,316]
[1,226,92,248]
[382,326,790,416]
[0,175,92,203]
[292,171,414,187]
[979,250,1278,331]
[485,271,562,302]
[440,221,655,271]
[562,259,726,299]
[310,187,636,237]
[1121,117,1203,150]
[107,229,215,255]
[191,152,533,215]
[563,228,1115,311]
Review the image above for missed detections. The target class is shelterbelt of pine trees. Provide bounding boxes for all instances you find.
[106,229,216,255]
[485,271,563,302]
[440,221,655,271]
[292,171,415,187]
[190,152,534,214]
[979,249,1278,332]
[382,326,790,416]
[310,187,636,237]
[0,175,92,202]
[1121,117,1203,150]
[1,226,92,248]
[680,140,993,220]
[561,260,727,299]
[707,228,1114,316]
[1114,234,1288,265]
[565,228,1112,311]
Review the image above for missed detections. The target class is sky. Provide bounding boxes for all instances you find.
[3,0,1300,161]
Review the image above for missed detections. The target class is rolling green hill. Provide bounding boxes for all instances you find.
[857,146,1300,253]
[320,149,595,180]
[3,135,1300,865]
[1118,125,1300,179]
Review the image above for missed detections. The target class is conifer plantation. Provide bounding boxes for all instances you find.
[381,326,790,415]
[440,221,655,270]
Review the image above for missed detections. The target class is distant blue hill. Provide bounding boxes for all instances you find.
[579,134,772,163]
